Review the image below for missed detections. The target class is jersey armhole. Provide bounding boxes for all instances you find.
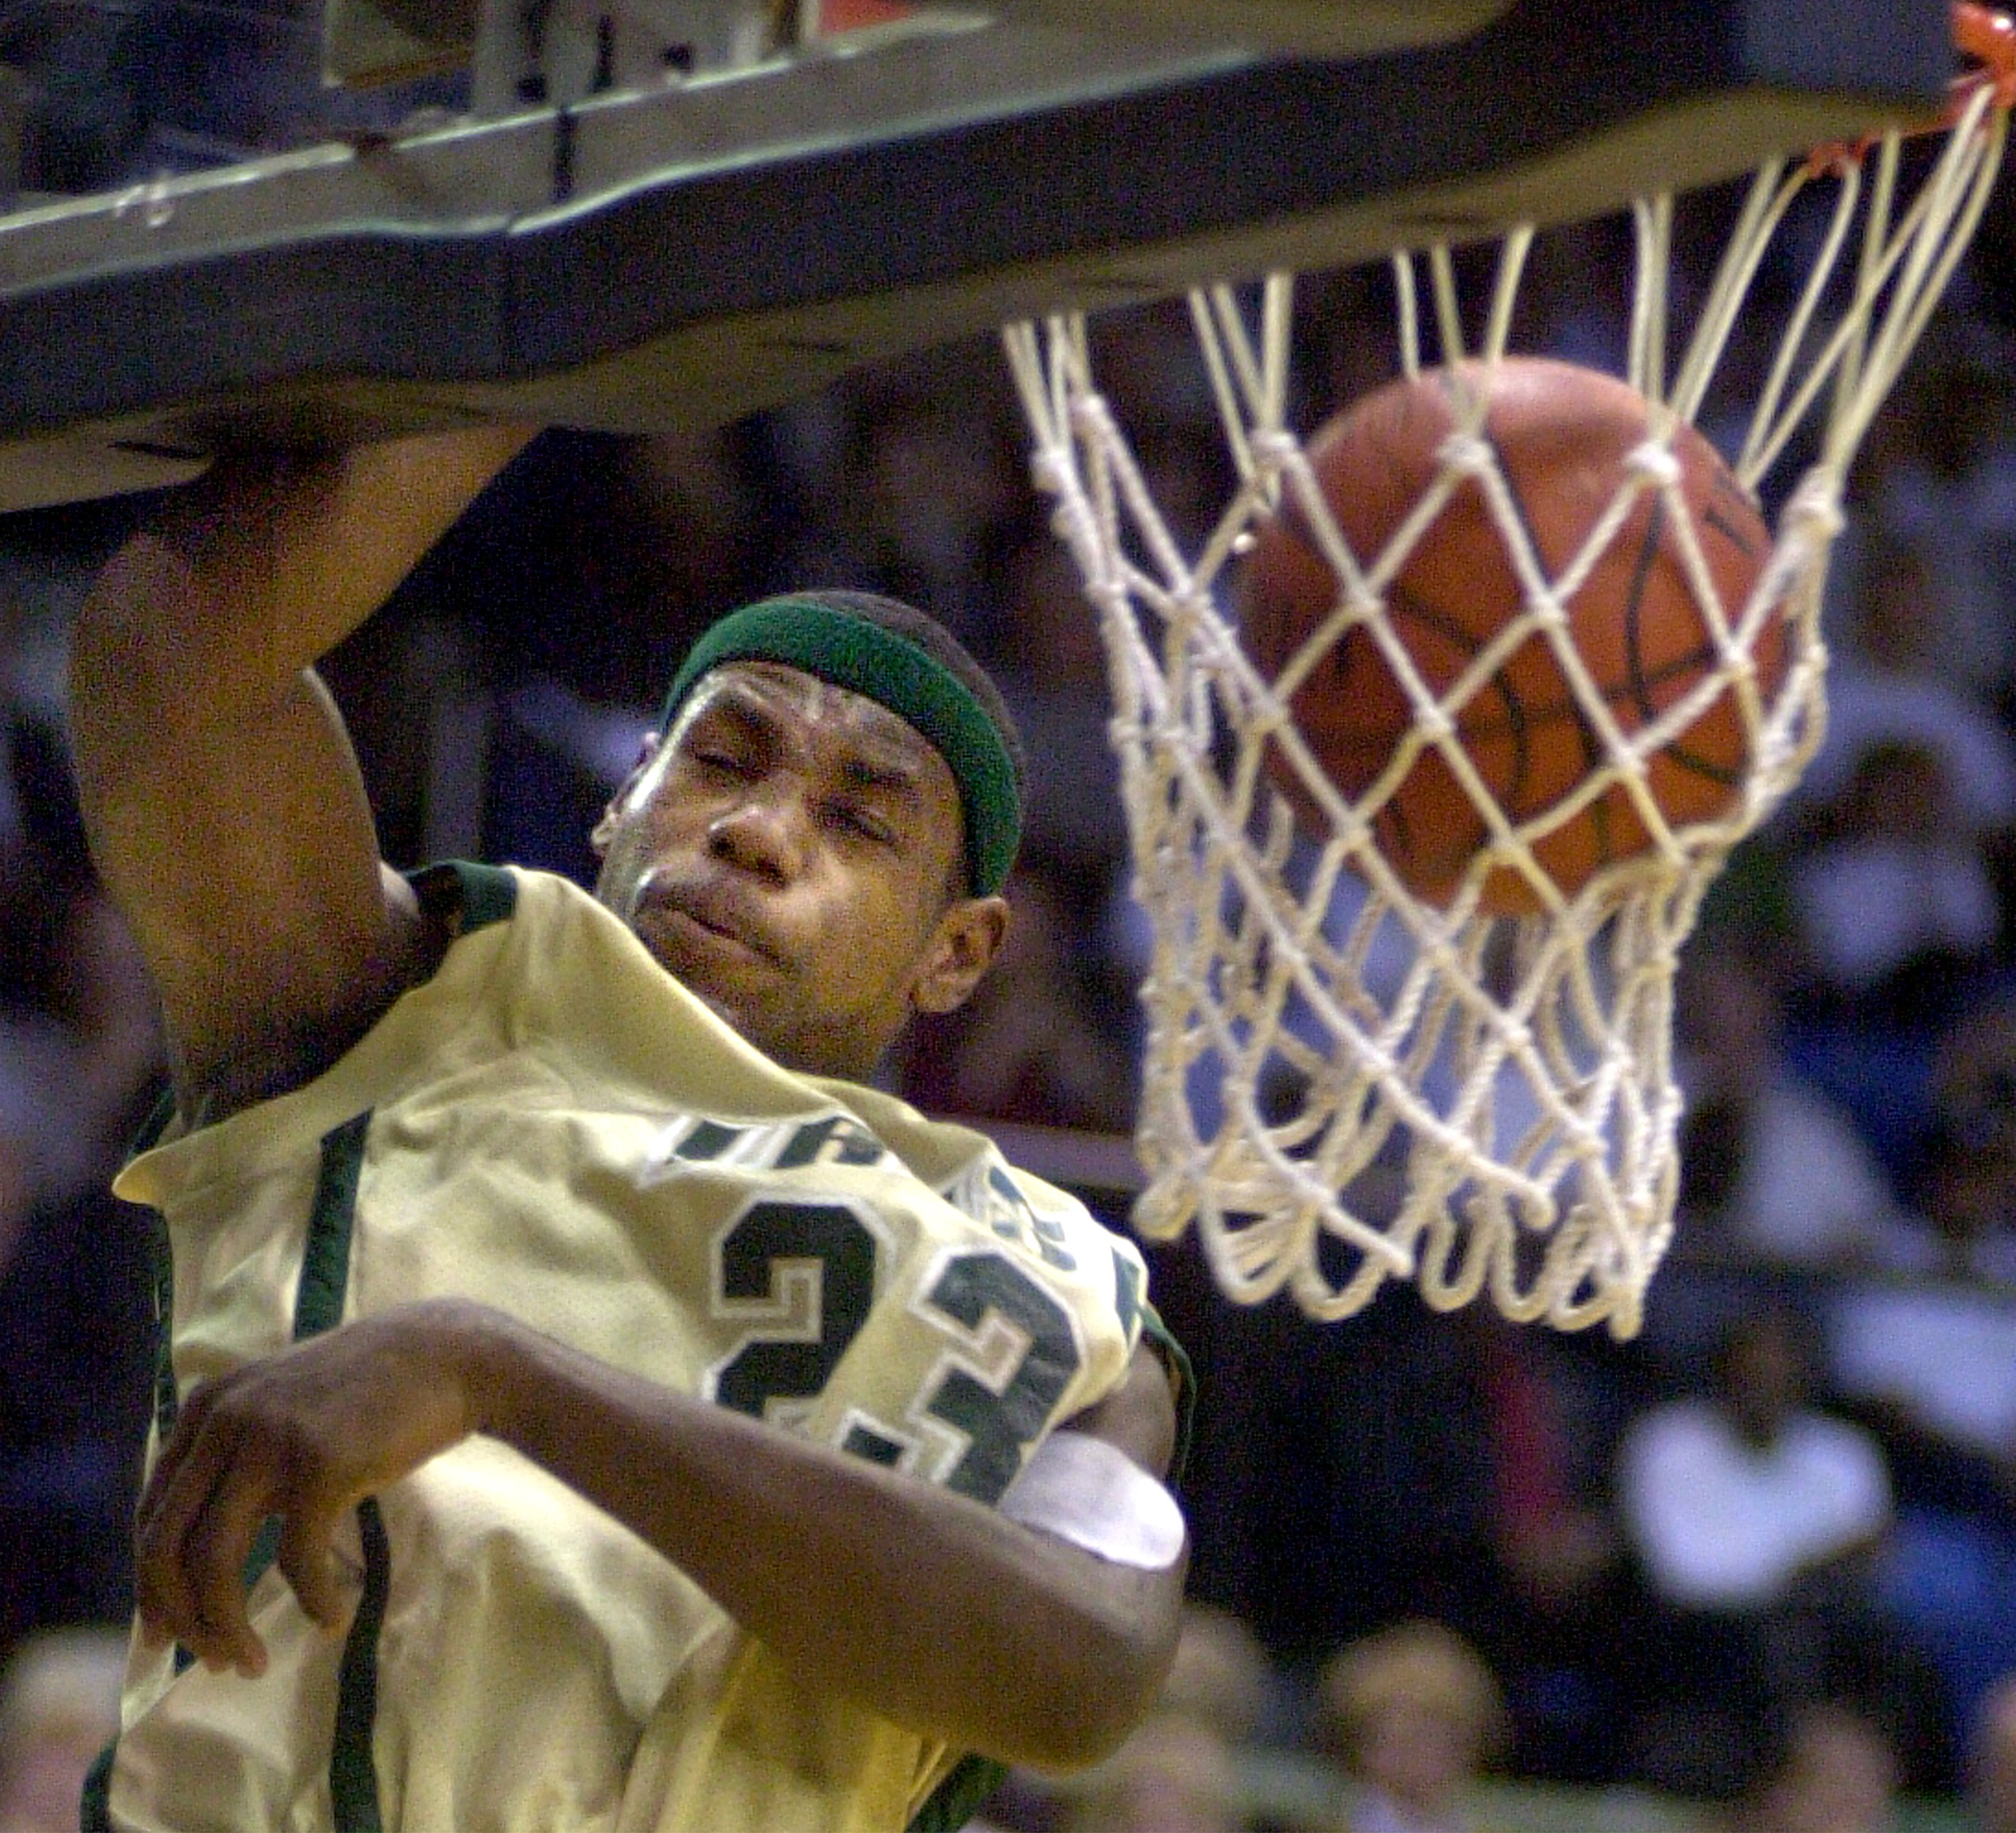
[406,860,519,935]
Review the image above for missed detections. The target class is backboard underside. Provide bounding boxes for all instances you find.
[319,0,1513,86]
[0,0,1960,512]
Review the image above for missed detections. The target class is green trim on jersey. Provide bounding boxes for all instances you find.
[332,1498,393,1833]
[410,860,519,935]
[78,1736,113,1833]
[297,1110,370,1335]
[1141,1305,1196,1491]
[91,870,510,1833]
[131,1092,179,1446]
[90,1109,386,1833]
[306,1112,391,1833]
[907,1754,1009,1833]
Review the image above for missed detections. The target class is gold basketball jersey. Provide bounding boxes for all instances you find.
[95,865,1150,1833]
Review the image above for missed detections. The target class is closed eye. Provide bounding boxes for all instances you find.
[690,744,757,778]
[826,801,898,847]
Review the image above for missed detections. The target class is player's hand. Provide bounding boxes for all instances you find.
[134,1298,495,1678]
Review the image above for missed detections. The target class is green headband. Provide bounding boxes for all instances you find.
[659,597,1023,896]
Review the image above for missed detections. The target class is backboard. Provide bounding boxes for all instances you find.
[319,0,1509,85]
[0,0,1960,512]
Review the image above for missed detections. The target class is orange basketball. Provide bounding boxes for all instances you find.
[1238,356,1781,913]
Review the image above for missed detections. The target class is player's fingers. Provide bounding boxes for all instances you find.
[133,1407,241,1652]
[136,1380,221,1546]
[276,1499,353,1634]
[174,1452,278,1678]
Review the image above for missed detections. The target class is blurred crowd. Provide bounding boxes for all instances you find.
[10,7,2016,1830]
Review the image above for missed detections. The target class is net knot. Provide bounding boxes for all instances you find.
[1250,429,1299,472]
[1784,471,1847,542]
[1413,700,1457,742]
[1436,430,1497,478]
[1068,391,1119,444]
[1047,492,1100,555]
[1524,587,1570,632]
[1029,445,1073,498]
[1625,438,1684,489]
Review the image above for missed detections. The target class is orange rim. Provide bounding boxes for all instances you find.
[1806,3,2012,174]
[1955,2,2016,107]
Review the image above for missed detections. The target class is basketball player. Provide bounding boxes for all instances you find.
[66,427,1190,1833]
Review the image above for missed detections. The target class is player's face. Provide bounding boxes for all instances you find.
[592,662,1006,1080]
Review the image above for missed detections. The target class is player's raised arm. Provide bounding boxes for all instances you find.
[67,427,534,1119]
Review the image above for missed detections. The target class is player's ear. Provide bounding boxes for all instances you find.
[911,895,1010,1016]
[591,732,663,857]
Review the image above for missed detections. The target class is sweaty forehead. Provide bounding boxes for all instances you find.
[683,662,952,783]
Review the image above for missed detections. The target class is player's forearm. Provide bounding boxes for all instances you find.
[465,1306,1183,1771]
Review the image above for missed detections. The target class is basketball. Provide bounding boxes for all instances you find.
[1238,356,1781,912]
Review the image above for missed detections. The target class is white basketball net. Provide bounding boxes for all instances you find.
[1004,41,2009,1337]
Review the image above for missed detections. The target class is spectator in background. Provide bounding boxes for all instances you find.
[895,855,1139,1134]
[989,533,1129,885]
[800,347,1031,656]
[1030,1605,1268,1833]
[0,852,157,1234]
[1466,1315,1631,1787]
[1883,1001,2016,1286]
[1157,1604,1273,1750]
[1614,1308,1929,1792]
[1784,531,2016,1029]
[1761,526,2016,1171]
[1968,1674,2016,1833]
[0,553,163,1221]
[1620,1298,1886,1612]
[1838,318,2016,710]
[1821,1006,2016,1739]
[1672,934,1906,1269]
[0,540,163,1642]
[1316,1621,1508,1833]
[1618,1308,1892,1621]
[1079,300,1230,567]
[1056,1714,1246,1833]
[1788,737,2003,1022]
[1731,1700,1900,1833]
[0,1628,124,1833]
[1806,535,2016,836]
